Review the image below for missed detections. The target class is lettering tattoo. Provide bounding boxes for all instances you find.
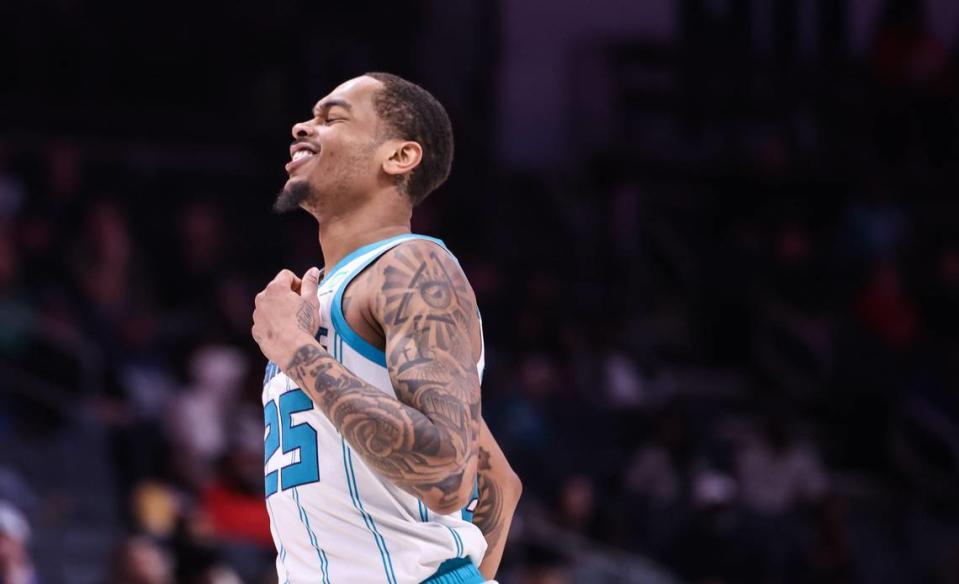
[283,240,482,512]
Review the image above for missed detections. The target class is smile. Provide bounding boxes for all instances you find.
[286,145,318,173]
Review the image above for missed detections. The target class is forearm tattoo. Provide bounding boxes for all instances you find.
[472,446,507,549]
[284,241,481,510]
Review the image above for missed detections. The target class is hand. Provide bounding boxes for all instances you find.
[252,267,321,364]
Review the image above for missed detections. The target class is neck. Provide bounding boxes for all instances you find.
[315,197,412,275]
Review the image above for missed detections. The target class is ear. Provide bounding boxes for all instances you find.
[381,140,423,179]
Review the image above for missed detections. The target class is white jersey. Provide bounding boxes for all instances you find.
[262,234,488,584]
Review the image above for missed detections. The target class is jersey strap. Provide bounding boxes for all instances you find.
[329,234,450,367]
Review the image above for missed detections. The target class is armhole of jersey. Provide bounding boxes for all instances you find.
[331,234,450,367]
[460,478,480,522]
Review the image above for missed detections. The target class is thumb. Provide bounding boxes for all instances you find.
[300,267,321,299]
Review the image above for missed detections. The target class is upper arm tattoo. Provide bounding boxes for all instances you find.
[282,240,482,510]
[374,242,483,504]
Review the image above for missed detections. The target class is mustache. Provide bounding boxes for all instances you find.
[291,138,319,150]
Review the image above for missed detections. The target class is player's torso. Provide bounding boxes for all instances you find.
[262,234,486,584]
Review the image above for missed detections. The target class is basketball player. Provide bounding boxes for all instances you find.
[251,72,522,584]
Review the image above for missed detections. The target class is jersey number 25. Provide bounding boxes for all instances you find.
[264,389,320,497]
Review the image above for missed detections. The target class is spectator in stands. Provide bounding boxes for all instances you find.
[735,413,828,516]
[111,536,172,584]
[199,410,273,550]
[855,260,920,351]
[166,345,248,490]
[0,501,35,584]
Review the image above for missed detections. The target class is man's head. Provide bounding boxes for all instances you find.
[275,73,454,217]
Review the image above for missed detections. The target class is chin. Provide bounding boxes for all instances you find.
[274,178,315,213]
[284,175,307,190]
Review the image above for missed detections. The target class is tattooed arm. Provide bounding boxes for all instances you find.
[475,419,522,580]
[251,241,482,514]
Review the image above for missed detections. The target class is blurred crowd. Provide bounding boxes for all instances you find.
[3,1,959,583]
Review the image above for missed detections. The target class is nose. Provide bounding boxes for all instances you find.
[291,119,314,140]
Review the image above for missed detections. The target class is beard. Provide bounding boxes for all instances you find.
[273,180,314,213]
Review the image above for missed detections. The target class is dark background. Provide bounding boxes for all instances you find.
[2,1,959,583]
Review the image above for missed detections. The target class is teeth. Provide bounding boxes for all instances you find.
[292,150,314,161]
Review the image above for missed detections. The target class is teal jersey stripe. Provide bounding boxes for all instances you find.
[341,439,398,584]
[444,525,463,557]
[292,488,332,584]
[418,500,429,522]
[266,497,295,584]
[345,445,398,584]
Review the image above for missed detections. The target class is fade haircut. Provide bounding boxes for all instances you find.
[364,72,454,206]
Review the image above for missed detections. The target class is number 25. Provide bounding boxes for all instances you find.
[264,389,319,497]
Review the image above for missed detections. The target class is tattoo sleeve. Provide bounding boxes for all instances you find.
[282,240,482,513]
[474,419,522,580]
[474,446,506,546]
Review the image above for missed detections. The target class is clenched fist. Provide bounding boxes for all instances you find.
[251,266,321,365]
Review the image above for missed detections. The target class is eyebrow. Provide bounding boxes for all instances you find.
[313,98,353,116]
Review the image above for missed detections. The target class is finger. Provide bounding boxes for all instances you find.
[290,275,303,295]
[300,267,321,300]
[272,269,297,288]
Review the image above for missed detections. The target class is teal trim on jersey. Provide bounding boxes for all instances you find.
[330,234,450,368]
[322,233,423,284]
[264,361,280,386]
[264,400,280,497]
[444,525,463,557]
[293,488,332,584]
[341,439,398,584]
[422,558,484,584]
[266,497,295,584]
[331,284,387,366]
[418,500,428,522]
[460,479,480,522]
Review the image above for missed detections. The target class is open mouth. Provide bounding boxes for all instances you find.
[285,144,318,173]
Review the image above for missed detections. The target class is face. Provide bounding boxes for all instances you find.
[276,76,391,215]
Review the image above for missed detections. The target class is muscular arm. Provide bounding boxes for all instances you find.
[474,419,522,580]
[256,241,482,514]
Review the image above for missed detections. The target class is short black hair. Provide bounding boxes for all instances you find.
[364,72,454,206]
